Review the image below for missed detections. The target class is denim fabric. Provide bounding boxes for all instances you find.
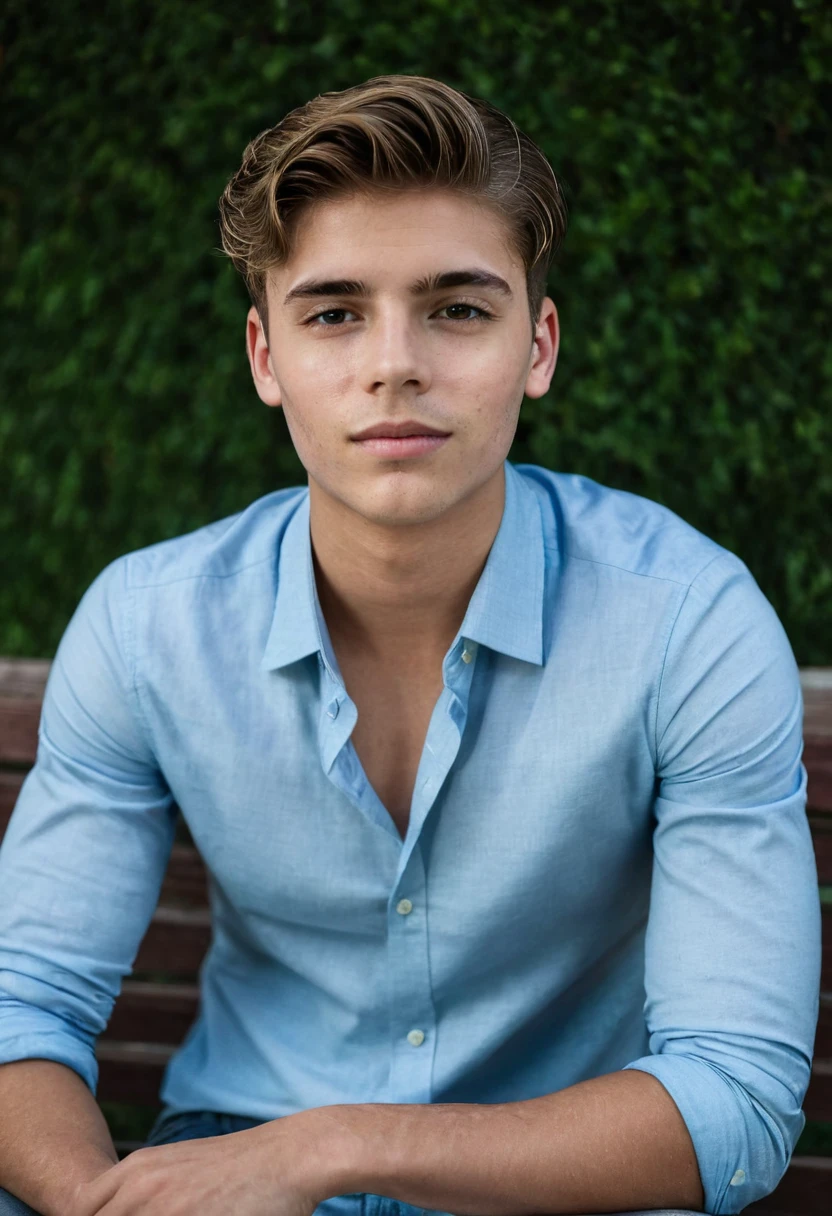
[0,1190,37,1216]
[144,1104,267,1145]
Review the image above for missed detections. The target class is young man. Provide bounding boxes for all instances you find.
[0,74,821,1216]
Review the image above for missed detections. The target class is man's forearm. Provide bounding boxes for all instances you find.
[303,1068,705,1216]
[0,1059,117,1216]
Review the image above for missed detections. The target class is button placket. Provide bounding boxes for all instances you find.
[387,843,435,1103]
[383,641,479,1104]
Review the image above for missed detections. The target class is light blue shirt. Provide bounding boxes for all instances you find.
[0,460,821,1215]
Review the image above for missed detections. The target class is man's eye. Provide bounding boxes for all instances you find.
[306,308,355,326]
[438,303,493,322]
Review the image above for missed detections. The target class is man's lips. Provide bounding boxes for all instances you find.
[350,419,452,459]
[351,419,451,441]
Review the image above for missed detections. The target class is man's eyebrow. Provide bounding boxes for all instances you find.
[282,268,513,306]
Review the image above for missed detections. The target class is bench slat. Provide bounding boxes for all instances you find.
[95,1042,173,1106]
[0,770,23,833]
[133,906,211,978]
[0,659,49,699]
[802,668,832,741]
[101,981,200,1045]
[803,1059,832,1123]
[816,993,831,1058]
[0,699,40,764]
[160,844,209,908]
[804,742,832,814]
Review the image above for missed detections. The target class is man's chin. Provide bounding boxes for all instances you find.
[308,456,507,532]
[314,476,465,530]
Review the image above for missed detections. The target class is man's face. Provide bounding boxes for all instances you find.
[246,187,559,527]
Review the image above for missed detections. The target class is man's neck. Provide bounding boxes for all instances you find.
[309,467,506,662]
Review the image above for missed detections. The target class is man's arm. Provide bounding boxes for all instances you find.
[0,1060,117,1214]
[296,1068,704,1215]
[0,558,177,1208]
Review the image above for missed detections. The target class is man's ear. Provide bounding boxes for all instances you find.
[245,305,282,408]
[524,298,560,400]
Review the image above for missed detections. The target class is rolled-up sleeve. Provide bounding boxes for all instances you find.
[621,551,822,1215]
[0,556,176,1095]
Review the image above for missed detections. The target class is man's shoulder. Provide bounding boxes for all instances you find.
[515,462,743,589]
[111,485,308,591]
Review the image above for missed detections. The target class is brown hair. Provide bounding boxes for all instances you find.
[218,74,568,337]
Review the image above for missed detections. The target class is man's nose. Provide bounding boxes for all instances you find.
[358,309,432,395]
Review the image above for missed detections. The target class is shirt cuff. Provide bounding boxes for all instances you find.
[0,997,99,1096]
[622,1053,805,1215]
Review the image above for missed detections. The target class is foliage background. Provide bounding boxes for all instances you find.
[1,0,831,662]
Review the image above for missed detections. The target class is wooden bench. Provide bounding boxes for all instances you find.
[1,657,830,1212]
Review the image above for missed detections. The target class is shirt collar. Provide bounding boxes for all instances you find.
[261,459,546,673]
[454,460,545,666]
[261,492,330,673]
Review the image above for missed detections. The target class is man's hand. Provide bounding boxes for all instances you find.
[68,1121,321,1216]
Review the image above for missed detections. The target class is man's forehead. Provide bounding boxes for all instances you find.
[266,190,523,300]
[292,184,507,233]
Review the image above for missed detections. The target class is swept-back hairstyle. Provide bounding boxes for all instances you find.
[218,74,568,336]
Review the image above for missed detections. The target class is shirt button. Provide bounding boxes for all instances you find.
[406,1028,425,1047]
[461,648,473,664]
[729,1170,746,1187]
[396,899,413,915]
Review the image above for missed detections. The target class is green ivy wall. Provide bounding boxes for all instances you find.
[1,0,830,659]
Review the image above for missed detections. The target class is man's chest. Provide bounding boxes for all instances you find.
[334,652,446,840]
[149,645,658,932]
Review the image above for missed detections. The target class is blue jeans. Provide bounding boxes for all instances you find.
[0,1105,706,1215]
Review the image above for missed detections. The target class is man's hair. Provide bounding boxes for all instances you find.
[218,74,568,337]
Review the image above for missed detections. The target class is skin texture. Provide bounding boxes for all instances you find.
[248,187,558,537]
[0,1059,118,1215]
[69,1112,325,1216]
[1,188,704,1216]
